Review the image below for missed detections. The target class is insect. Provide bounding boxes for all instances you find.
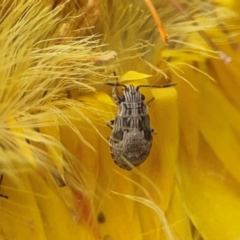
[106,80,176,170]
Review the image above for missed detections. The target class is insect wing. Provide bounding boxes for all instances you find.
[109,104,153,170]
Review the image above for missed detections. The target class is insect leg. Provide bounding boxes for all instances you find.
[151,129,157,135]
[111,72,122,105]
[107,120,114,129]
[146,97,155,105]
[111,85,120,105]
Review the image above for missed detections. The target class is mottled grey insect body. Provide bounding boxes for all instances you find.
[107,82,176,170]
[107,84,153,170]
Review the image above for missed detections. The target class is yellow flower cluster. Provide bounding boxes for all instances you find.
[0,0,239,239]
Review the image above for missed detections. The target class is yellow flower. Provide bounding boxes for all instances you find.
[0,0,239,240]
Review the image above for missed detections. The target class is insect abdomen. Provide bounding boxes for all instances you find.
[109,121,152,170]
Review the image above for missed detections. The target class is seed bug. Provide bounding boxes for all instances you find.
[106,79,176,170]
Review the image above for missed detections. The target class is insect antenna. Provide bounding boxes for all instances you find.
[105,72,128,104]
[105,72,128,89]
[136,82,177,90]
[105,82,127,89]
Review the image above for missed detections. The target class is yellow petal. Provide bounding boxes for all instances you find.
[166,184,192,240]
[120,71,152,80]
[178,134,240,240]
[6,117,36,168]
[39,123,64,182]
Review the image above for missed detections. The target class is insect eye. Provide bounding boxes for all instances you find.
[141,94,145,101]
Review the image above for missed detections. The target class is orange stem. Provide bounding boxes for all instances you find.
[144,0,169,44]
